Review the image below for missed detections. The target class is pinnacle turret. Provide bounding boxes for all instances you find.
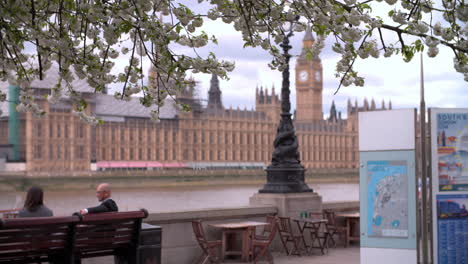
[207,74,223,111]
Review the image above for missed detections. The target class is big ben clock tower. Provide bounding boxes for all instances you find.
[295,28,323,122]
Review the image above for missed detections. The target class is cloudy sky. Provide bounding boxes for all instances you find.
[180,21,465,119]
[155,1,465,119]
[96,1,466,119]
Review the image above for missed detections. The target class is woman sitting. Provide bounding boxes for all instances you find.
[18,186,53,217]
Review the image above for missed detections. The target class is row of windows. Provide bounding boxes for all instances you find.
[100,148,175,161]
[298,134,356,148]
[300,150,357,162]
[33,122,86,139]
[33,145,86,160]
[97,128,277,145]
[183,131,274,145]
[100,128,176,143]
[96,148,357,163]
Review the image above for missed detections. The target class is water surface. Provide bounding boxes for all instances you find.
[0,183,359,215]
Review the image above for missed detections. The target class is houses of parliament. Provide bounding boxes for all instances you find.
[0,30,391,172]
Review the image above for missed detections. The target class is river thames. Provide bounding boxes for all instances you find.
[0,183,358,215]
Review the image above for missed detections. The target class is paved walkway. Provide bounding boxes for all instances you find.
[221,246,360,264]
[83,246,360,264]
[271,246,359,264]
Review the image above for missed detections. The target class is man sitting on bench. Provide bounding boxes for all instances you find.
[80,183,118,214]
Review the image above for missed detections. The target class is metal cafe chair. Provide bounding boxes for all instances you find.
[277,216,304,256]
[251,216,278,264]
[192,220,222,264]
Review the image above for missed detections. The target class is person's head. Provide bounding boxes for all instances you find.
[24,186,44,211]
[96,183,111,202]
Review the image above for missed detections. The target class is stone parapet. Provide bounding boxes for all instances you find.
[145,206,277,264]
[146,206,277,224]
[323,200,359,212]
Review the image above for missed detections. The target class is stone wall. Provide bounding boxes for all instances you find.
[146,206,278,264]
[0,168,358,191]
[145,201,359,264]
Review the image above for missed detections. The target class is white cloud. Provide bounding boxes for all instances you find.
[107,2,466,117]
[188,30,466,118]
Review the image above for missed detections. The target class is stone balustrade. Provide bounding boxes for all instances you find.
[145,201,358,264]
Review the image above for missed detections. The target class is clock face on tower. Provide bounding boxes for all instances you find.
[315,71,321,82]
[299,71,308,82]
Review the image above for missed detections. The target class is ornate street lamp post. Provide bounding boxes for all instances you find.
[259,18,312,193]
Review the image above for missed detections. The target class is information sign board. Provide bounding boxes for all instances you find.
[367,160,409,238]
[434,112,468,191]
[431,108,468,264]
[436,194,468,264]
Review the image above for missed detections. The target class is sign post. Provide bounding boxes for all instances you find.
[359,109,418,264]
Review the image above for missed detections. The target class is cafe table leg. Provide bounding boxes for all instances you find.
[346,218,351,247]
[295,221,308,253]
[241,227,253,262]
[221,231,227,260]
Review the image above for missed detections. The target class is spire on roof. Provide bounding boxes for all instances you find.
[328,100,338,122]
[303,26,315,42]
[207,73,223,111]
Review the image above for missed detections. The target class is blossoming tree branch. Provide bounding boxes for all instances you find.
[0,0,466,122]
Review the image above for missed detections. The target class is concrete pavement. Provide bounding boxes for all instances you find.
[221,246,360,264]
[270,246,360,264]
[83,246,360,264]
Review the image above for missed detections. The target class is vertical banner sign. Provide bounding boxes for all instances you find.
[431,109,468,264]
[359,109,417,264]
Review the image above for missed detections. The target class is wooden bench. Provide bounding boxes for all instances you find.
[0,215,79,264]
[74,209,148,264]
[0,209,148,264]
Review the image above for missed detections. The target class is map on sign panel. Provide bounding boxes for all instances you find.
[367,160,409,238]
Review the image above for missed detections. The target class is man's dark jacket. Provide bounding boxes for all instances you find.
[87,198,118,213]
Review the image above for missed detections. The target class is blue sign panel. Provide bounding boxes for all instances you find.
[360,150,417,249]
[436,194,468,264]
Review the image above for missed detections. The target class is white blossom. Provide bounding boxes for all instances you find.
[427,46,439,57]
[0,0,462,123]
[411,21,429,34]
[392,11,408,24]
[433,22,443,36]
[441,28,455,41]
[425,36,440,47]
[383,47,393,57]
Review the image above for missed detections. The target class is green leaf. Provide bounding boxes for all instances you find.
[211,35,218,45]
[181,103,191,112]
[76,98,88,112]
[414,40,424,52]
[402,46,415,62]
[176,25,182,34]
[305,49,313,60]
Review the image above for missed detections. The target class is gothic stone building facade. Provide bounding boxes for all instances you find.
[0,31,391,172]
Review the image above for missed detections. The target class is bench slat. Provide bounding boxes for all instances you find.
[76,222,133,232]
[76,236,133,247]
[76,229,133,239]
[0,248,62,259]
[0,225,68,232]
[0,240,66,251]
[0,233,67,244]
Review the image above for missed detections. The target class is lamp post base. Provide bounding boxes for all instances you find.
[259,166,313,193]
